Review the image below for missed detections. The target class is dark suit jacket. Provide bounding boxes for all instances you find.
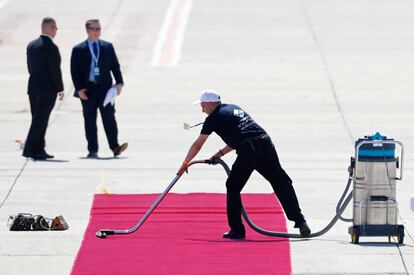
[70,39,124,97]
[27,35,64,97]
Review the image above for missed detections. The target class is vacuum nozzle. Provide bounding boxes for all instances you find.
[96,230,115,239]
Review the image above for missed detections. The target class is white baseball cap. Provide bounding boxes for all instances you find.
[193,90,221,104]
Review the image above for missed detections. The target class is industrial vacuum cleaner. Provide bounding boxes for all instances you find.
[348,132,404,244]
[96,132,405,244]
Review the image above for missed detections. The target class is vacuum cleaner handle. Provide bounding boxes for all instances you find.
[96,159,225,239]
[191,158,220,165]
[355,140,404,181]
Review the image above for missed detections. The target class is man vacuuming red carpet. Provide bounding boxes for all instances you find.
[178,90,311,239]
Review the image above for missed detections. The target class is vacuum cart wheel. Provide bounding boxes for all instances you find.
[397,234,404,244]
[351,232,359,244]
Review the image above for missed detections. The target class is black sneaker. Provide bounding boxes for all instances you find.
[298,222,311,237]
[223,230,246,239]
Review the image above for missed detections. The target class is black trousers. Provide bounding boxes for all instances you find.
[226,136,305,233]
[23,94,57,155]
[81,83,119,153]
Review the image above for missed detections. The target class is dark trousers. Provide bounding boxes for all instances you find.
[226,136,305,233]
[81,83,119,153]
[23,94,57,155]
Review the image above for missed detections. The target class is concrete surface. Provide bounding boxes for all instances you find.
[0,0,413,274]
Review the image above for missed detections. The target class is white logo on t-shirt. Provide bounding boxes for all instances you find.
[233,109,244,118]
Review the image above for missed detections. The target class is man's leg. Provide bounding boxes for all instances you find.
[81,95,99,153]
[23,95,56,156]
[255,139,306,225]
[98,101,118,150]
[226,152,255,234]
[37,96,57,153]
[23,95,39,156]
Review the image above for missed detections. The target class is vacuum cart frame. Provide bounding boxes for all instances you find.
[348,138,405,244]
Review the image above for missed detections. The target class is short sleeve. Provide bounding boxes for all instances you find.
[200,116,214,135]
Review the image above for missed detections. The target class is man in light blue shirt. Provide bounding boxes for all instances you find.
[70,19,127,158]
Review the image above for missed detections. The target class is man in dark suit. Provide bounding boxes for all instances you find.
[70,19,127,158]
[23,17,64,160]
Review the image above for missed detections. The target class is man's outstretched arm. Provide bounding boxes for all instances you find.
[210,145,234,160]
[177,134,209,175]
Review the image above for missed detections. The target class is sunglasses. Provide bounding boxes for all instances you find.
[88,27,101,32]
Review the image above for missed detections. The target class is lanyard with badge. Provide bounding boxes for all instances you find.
[91,43,100,81]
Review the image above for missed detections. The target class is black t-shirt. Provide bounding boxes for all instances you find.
[200,103,267,150]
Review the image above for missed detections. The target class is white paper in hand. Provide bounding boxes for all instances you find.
[103,85,117,107]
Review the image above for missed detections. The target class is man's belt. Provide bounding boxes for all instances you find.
[239,134,270,152]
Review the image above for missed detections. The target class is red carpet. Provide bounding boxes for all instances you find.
[71,193,291,275]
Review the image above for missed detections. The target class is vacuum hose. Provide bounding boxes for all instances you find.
[213,158,354,238]
[96,158,353,239]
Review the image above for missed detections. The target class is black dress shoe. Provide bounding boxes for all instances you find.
[42,152,54,159]
[22,152,32,158]
[31,153,48,160]
[23,152,52,160]
[87,152,98,159]
[112,142,128,157]
[223,230,246,239]
[298,222,311,237]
